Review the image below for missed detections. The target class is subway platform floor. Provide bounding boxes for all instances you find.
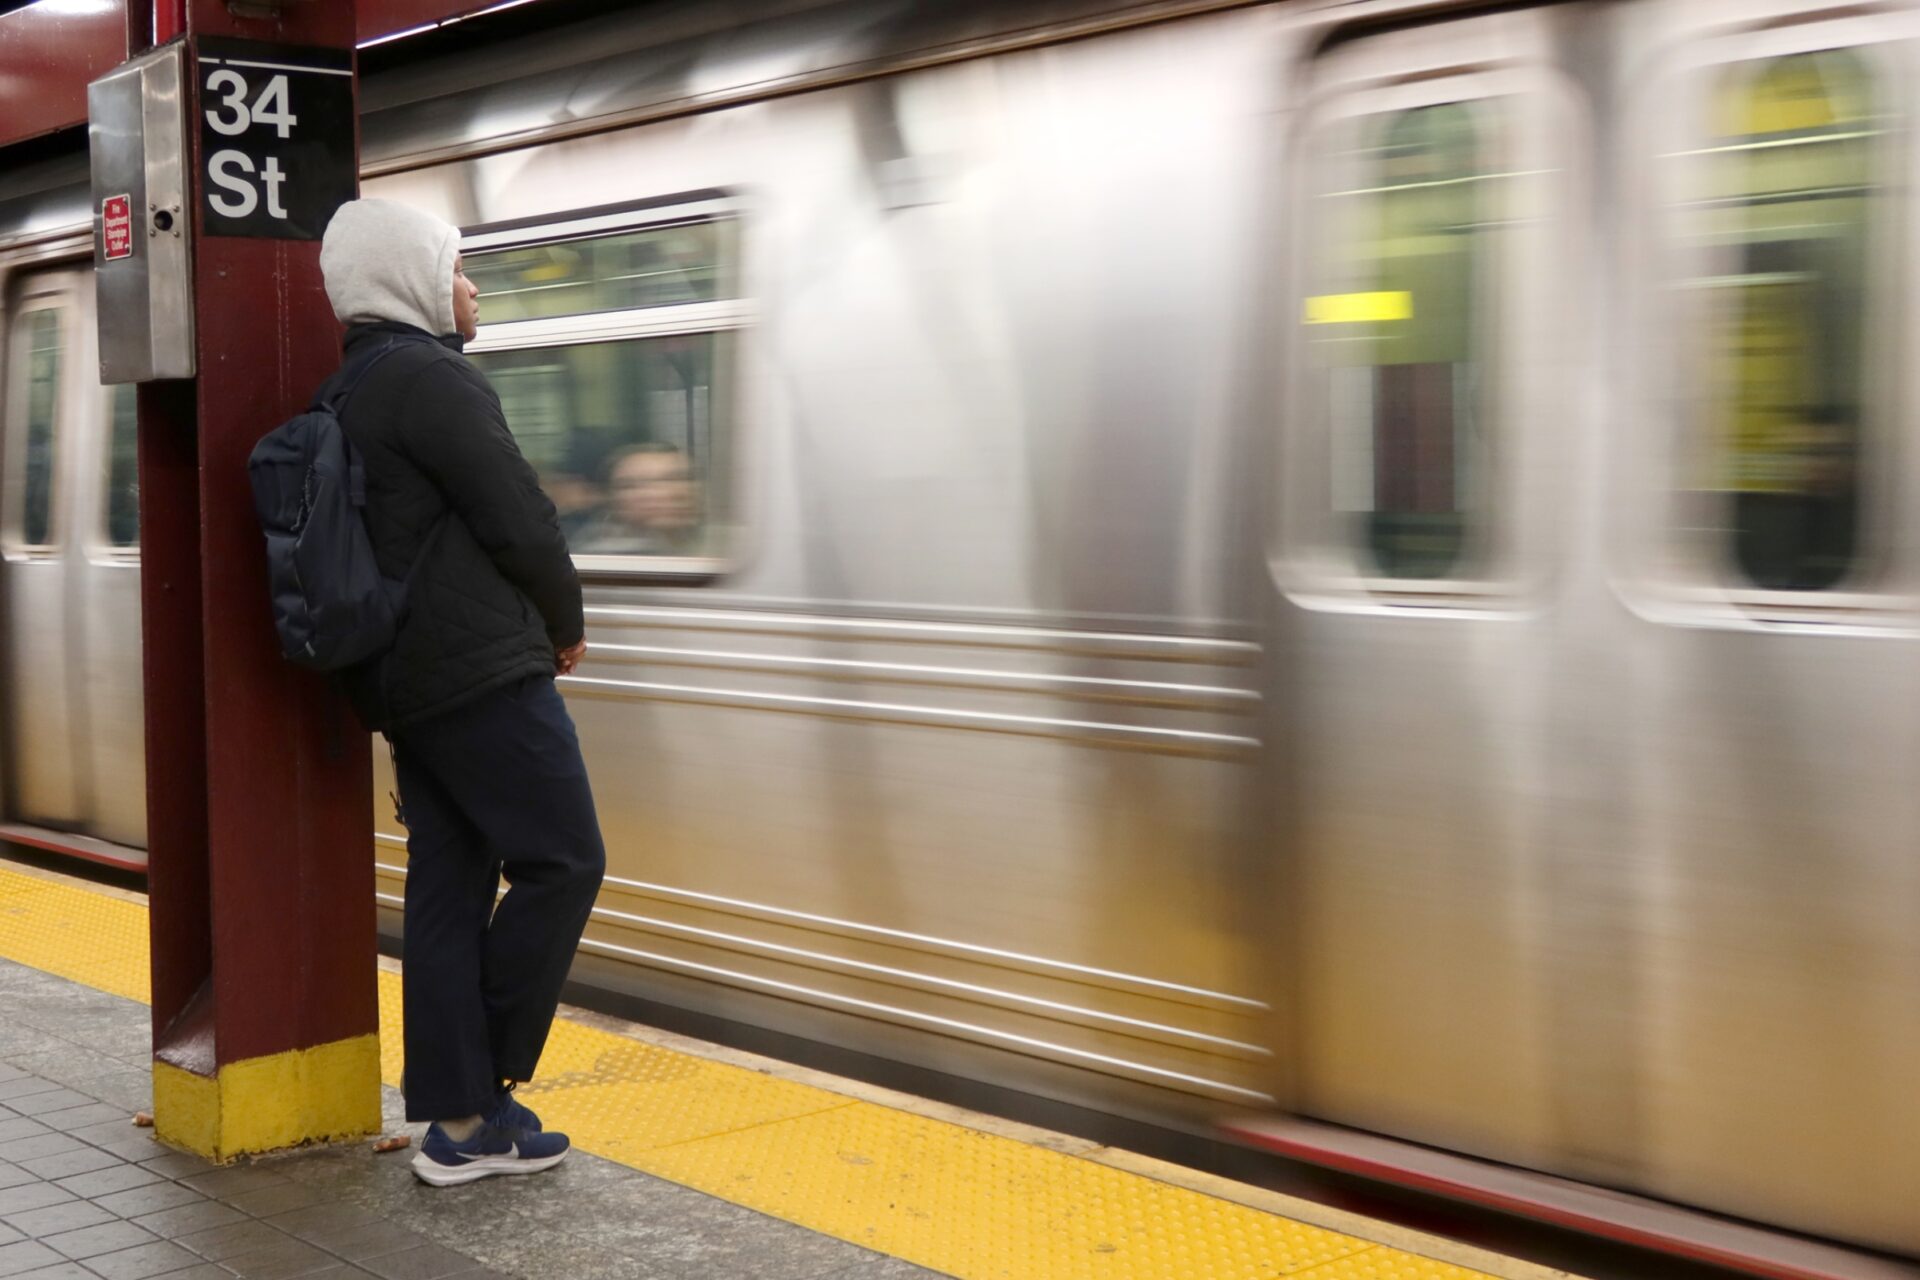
[0,953,938,1280]
[0,857,1567,1280]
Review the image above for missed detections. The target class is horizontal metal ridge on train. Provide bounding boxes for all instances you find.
[368,889,1269,1104]
[374,839,1263,1011]
[372,860,1267,1058]
[587,642,1260,710]
[582,606,1261,662]
[569,932,1275,1105]
[557,674,1261,755]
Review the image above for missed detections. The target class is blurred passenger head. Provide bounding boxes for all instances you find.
[547,432,616,516]
[607,444,697,532]
[320,198,462,338]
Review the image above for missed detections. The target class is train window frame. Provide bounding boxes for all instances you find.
[2,295,69,561]
[1626,14,1911,623]
[1278,56,1573,613]
[460,195,749,581]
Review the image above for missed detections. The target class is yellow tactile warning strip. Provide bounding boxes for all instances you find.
[0,863,149,1001]
[0,863,1512,1280]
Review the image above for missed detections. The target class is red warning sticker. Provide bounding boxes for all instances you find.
[103,194,133,261]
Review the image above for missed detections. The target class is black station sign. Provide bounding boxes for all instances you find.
[196,37,355,240]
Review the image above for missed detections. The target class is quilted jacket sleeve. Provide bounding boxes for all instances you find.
[396,355,586,649]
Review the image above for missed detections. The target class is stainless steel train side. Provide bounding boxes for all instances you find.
[0,246,145,862]
[1275,0,1920,1257]
[1,0,1916,1261]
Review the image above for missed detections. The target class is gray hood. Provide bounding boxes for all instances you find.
[320,198,460,336]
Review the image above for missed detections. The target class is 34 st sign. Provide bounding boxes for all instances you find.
[196,37,356,240]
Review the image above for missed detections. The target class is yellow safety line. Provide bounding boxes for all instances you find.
[0,864,150,1002]
[0,864,1499,1280]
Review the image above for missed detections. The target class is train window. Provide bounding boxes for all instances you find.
[470,333,725,557]
[463,206,744,572]
[1685,49,1881,592]
[105,383,137,548]
[463,221,734,323]
[6,307,63,550]
[1307,101,1499,581]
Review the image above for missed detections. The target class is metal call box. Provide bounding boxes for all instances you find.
[88,43,195,382]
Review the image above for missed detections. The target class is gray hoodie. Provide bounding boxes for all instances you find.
[319,198,459,337]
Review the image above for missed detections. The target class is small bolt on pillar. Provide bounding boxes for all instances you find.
[90,0,375,1161]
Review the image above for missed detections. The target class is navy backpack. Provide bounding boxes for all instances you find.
[248,339,417,672]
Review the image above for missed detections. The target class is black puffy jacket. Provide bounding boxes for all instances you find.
[331,321,582,731]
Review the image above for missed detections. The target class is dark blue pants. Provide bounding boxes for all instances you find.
[390,674,606,1122]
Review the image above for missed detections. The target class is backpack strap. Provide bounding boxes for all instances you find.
[315,336,422,510]
[312,333,454,635]
[306,335,449,584]
[312,334,419,415]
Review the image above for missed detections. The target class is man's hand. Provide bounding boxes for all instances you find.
[555,640,587,676]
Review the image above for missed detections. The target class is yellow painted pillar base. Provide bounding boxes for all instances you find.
[152,1034,383,1163]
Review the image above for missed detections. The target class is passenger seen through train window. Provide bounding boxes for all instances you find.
[470,332,721,560]
[572,444,702,556]
[464,219,732,563]
[1693,50,1878,592]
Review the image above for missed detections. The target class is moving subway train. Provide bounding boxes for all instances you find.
[3,0,1917,1264]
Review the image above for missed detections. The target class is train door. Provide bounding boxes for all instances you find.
[2,268,98,836]
[1270,6,1587,1170]
[1613,1,1920,1253]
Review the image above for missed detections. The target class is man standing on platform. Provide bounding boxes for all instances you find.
[318,198,606,1186]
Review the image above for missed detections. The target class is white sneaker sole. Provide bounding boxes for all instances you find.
[411,1146,568,1186]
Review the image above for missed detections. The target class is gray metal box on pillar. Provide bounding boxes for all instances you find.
[88,43,196,383]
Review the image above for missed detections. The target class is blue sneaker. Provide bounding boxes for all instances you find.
[489,1087,541,1133]
[410,1121,569,1187]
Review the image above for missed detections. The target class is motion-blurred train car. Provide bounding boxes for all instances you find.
[1,0,1914,1264]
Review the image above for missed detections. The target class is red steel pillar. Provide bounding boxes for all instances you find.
[130,0,377,1159]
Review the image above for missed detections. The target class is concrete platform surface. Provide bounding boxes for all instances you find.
[0,956,936,1280]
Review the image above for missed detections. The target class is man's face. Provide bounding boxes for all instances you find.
[452,254,480,340]
[612,452,696,530]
